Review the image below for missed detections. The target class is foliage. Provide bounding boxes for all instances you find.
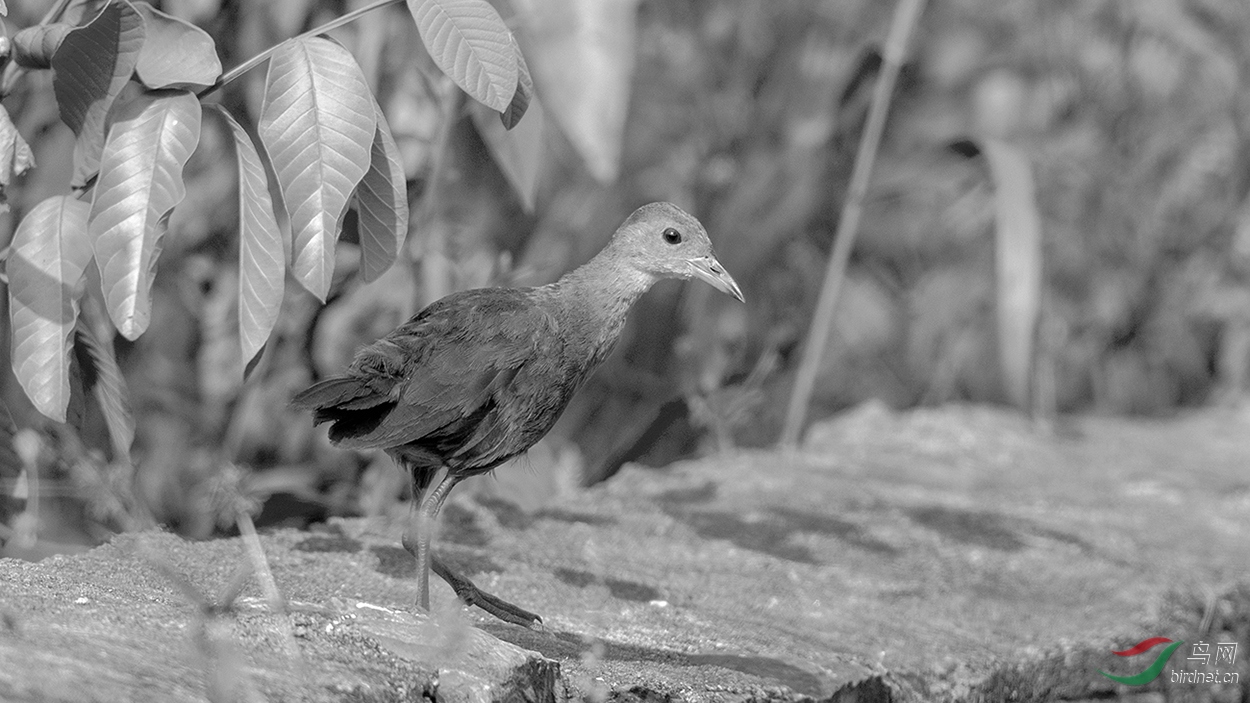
[1,0,1248,551]
[4,0,534,417]
[0,0,635,547]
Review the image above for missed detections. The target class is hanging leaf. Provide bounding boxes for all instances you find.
[50,1,146,185]
[90,89,202,340]
[355,102,409,282]
[210,105,284,367]
[500,33,532,130]
[406,0,517,112]
[52,1,143,133]
[472,96,544,212]
[8,196,94,422]
[259,37,375,301]
[512,0,638,182]
[73,310,135,464]
[132,2,222,90]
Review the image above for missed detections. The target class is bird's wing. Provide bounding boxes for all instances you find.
[324,287,559,452]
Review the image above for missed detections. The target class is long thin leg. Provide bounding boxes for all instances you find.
[400,499,429,608]
[402,471,462,611]
[430,555,543,629]
[399,466,542,628]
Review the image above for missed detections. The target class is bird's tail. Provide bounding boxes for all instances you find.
[291,377,390,426]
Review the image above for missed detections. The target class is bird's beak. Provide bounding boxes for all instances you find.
[687,256,745,302]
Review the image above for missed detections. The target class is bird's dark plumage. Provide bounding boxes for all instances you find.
[292,202,743,627]
[296,287,588,484]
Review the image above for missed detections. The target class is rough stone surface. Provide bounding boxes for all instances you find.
[1,402,1249,702]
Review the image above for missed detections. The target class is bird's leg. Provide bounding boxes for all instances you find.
[404,470,463,612]
[430,555,543,630]
[400,498,431,610]
[401,468,542,628]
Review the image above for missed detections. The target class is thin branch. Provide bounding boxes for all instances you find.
[237,510,306,670]
[779,0,928,448]
[199,0,404,98]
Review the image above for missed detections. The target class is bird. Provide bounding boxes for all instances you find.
[292,202,744,628]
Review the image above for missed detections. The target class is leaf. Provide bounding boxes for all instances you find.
[512,0,639,182]
[8,196,94,422]
[500,33,532,130]
[472,96,543,212]
[11,24,72,69]
[259,37,375,301]
[0,105,35,213]
[50,1,146,185]
[132,2,222,90]
[406,0,517,112]
[210,105,284,366]
[64,0,113,26]
[355,102,409,282]
[90,89,202,339]
[982,139,1042,410]
[74,308,134,463]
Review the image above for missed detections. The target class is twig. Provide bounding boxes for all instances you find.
[237,511,306,669]
[779,0,927,448]
[237,512,286,616]
[200,0,404,98]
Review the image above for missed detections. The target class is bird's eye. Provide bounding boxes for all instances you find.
[662,227,682,245]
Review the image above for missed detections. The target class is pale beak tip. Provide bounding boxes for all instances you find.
[688,257,745,303]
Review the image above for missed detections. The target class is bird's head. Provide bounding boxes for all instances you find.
[609,202,745,302]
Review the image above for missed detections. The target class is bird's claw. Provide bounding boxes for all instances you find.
[456,583,543,630]
[431,554,544,630]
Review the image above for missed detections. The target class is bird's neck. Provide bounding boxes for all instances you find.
[564,245,654,303]
[549,243,658,362]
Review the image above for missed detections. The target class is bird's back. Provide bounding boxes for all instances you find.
[292,285,597,476]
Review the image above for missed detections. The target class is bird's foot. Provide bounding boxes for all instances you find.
[454,582,544,631]
[432,556,543,630]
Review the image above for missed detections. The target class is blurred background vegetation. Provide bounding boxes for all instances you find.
[2,0,1249,555]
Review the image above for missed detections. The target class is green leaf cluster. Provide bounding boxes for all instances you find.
[1,0,539,438]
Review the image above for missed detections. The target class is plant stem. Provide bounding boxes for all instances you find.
[779,0,928,448]
[200,0,404,98]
